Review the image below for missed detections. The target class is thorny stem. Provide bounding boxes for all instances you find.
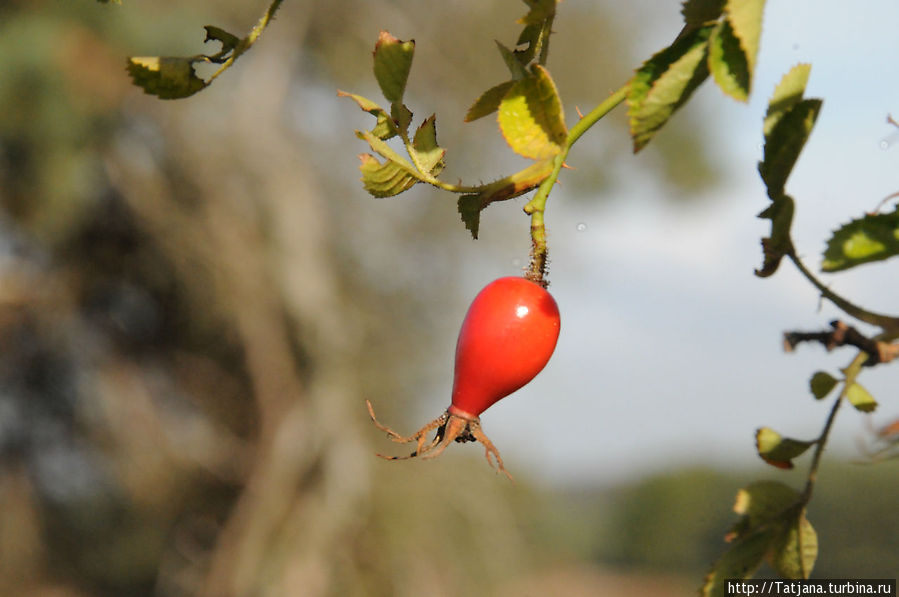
[208,0,284,84]
[800,351,868,504]
[523,84,630,283]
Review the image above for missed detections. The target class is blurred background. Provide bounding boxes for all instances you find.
[0,0,897,596]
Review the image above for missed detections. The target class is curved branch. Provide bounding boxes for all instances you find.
[787,251,899,332]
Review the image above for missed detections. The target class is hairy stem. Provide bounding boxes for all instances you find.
[567,84,629,147]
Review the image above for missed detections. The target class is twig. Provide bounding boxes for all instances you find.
[207,0,285,85]
[800,352,867,503]
[786,251,899,332]
[783,320,899,366]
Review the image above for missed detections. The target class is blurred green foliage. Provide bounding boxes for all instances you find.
[573,464,899,578]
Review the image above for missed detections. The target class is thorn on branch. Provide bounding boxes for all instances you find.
[783,320,899,366]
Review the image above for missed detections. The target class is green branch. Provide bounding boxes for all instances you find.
[801,351,868,504]
[522,84,629,283]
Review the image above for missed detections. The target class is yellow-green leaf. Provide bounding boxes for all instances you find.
[821,208,899,272]
[498,65,567,160]
[726,0,766,77]
[355,130,418,174]
[411,115,445,176]
[338,91,397,139]
[768,510,818,579]
[755,427,814,469]
[126,56,208,100]
[373,31,415,104]
[708,18,750,101]
[354,130,425,198]
[358,154,417,198]
[763,64,811,138]
[846,382,878,413]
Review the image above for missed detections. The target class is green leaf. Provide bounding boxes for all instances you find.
[763,63,812,137]
[821,208,899,272]
[733,480,799,530]
[514,24,543,65]
[203,25,240,59]
[466,81,515,122]
[725,0,766,78]
[708,18,750,101]
[627,26,712,152]
[701,530,775,597]
[755,193,794,277]
[126,56,208,100]
[809,371,839,400]
[682,0,725,27]
[358,154,417,198]
[517,0,557,25]
[757,65,819,214]
[338,91,398,139]
[391,102,413,136]
[354,130,424,198]
[455,159,555,239]
[755,427,814,469]
[373,31,415,104]
[355,130,417,172]
[758,98,821,198]
[768,510,818,579]
[458,194,483,239]
[495,41,529,80]
[846,382,878,413]
[411,115,446,176]
[97,0,122,4]
[703,481,803,596]
[498,65,567,160]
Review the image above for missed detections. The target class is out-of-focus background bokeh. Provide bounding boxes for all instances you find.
[1,1,897,595]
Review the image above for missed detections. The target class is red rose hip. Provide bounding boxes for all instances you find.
[367,276,561,479]
[449,276,561,419]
